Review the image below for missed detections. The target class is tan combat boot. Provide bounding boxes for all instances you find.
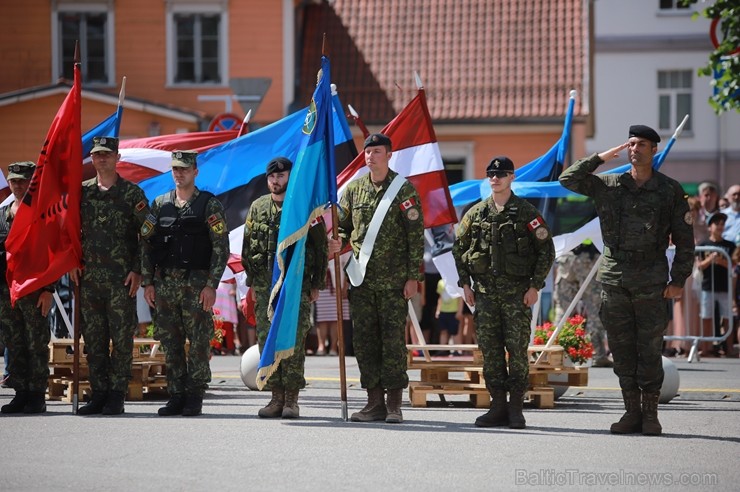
[350,387,387,422]
[282,389,300,419]
[610,390,642,434]
[507,390,526,429]
[475,388,508,427]
[385,388,404,423]
[258,388,285,418]
[641,391,662,436]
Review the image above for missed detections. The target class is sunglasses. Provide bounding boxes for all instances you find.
[487,171,512,179]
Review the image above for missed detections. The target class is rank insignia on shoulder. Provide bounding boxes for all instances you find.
[527,217,543,231]
[135,200,148,212]
[400,197,417,211]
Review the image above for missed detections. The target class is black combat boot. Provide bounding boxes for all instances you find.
[507,390,526,429]
[641,391,662,436]
[181,394,203,417]
[102,391,126,415]
[610,390,642,434]
[281,389,300,419]
[1,390,29,414]
[158,394,187,416]
[350,387,387,422]
[258,388,285,418]
[22,391,47,414]
[77,391,108,416]
[385,388,404,424]
[475,389,509,427]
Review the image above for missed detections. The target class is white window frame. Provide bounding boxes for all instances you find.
[165,0,229,87]
[51,0,115,87]
[657,69,693,135]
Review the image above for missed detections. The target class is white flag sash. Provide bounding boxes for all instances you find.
[346,174,407,287]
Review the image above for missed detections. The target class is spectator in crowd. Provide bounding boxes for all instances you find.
[694,181,720,244]
[435,278,462,353]
[721,184,740,246]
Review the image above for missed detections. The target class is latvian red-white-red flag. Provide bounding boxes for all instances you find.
[337,89,457,228]
[5,62,83,304]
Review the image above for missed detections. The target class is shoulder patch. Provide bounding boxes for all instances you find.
[207,214,219,226]
[135,200,147,212]
[400,197,417,211]
[527,217,543,231]
[535,227,550,240]
[684,211,693,226]
[310,215,324,227]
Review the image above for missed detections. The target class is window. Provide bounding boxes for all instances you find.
[659,0,689,9]
[166,2,227,86]
[658,70,692,132]
[52,2,114,85]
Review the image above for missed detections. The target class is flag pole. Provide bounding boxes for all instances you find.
[237,109,252,137]
[323,33,349,421]
[347,105,370,138]
[72,40,81,414]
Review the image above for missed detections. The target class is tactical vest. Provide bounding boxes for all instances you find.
[150,191,213,270]
[464,201,537,279]
[0,206,10,274]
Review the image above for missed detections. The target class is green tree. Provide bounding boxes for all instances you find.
[681,0,739,114]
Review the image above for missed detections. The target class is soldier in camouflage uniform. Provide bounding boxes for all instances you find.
[453,156,555,429]
[141,150,229,417]
[72,137,150,416]
[0,161,54,415]
[330,133,424,424]
[553,242,612,367]
[560,125,694,436]
[241,157,327,419]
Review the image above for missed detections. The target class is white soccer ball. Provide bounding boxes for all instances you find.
[240,344,261,391]
[659,356,680,403]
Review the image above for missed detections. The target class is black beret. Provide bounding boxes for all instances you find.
[266,156,292,175]
[363,133,392,150]
[486,156,515,173]
[629,125,661,144]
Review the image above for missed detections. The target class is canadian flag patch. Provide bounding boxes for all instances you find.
[527,217,542,231]
[310,216,324,227]
[400,197,417,211]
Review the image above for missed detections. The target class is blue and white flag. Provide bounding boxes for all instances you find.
[256,55,337,388]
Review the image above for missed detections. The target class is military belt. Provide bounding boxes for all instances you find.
[603,246,661,262]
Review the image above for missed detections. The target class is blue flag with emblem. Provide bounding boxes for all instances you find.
[256,55,336,388]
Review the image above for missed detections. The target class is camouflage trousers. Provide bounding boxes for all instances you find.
[254,287,311,391]
[348,285,408,390]
[153,269,212,397]
[600,284,668,393]
[474,280,532,394]
[80,273,136,393]
[0,285,50,392]
[553,277,608,360]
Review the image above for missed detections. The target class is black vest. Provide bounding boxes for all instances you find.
[151,191,213,270]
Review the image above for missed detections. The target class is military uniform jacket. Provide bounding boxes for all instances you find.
[141,187,229,290]
[559,153,694,287]
[81,175,149,279]
[453,193,555,293]
[0,204,11,284]
[241,194,328,291]
[337,169,425,290]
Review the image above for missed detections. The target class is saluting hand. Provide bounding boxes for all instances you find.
[597,142,629,163]
[200,286,216,312]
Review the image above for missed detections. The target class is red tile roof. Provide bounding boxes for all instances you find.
[299,0,588,124]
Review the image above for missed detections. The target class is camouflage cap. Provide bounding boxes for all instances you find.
[90,136,119,154]
[7,161,36,180]
[364,133,392,150]
[171,150,198,168]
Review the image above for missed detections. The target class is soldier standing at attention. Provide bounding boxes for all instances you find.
[560,125,694,436]
[142,151,229,417]
[0,161,54,414]
[329,133,425,424]
[72,137,150,416]
[241,157,327,419]
[453,156,555,429]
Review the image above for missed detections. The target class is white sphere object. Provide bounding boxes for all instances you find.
[659,356,680,403]
[240,344,261,391]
